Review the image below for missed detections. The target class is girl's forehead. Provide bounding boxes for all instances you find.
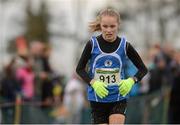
[101,15,118,21]
[100,16,119,23]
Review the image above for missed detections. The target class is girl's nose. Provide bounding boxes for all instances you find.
[107,27,112,32]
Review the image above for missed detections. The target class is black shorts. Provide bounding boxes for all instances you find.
[90,99,127,124]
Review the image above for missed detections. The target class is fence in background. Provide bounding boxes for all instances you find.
[0,86,170,124]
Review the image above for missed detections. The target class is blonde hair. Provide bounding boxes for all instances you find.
[89,8,121,32]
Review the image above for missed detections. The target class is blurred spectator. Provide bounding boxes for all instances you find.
[0,58,20,123]
[147,44,161,70]
[0,58,20,102]
[52,75,65,106]
[145,43,175,94]
[64,74,85,123]
[16,56,35,101]
[148,52,169,93]
[50,76,67,124]
[161,43,174,66]
[29,41,54,104]
[40,46,54,106]
[168,51,180,123]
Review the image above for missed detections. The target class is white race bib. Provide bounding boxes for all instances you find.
[95,68,120,85]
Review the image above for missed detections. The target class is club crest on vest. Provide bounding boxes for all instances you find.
[104,60,112,67]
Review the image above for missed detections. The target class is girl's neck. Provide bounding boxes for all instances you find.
[102,35,116,43]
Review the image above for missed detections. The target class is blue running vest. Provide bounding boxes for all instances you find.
[87,36,128,102]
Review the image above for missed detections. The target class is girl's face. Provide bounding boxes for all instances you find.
[100,15,119,42]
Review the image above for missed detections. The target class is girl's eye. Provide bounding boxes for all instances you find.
[110,25,116,28]
[102,25,108,28]
[102,25,116,28]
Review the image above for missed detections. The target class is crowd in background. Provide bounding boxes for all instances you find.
[0,40,179,124]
